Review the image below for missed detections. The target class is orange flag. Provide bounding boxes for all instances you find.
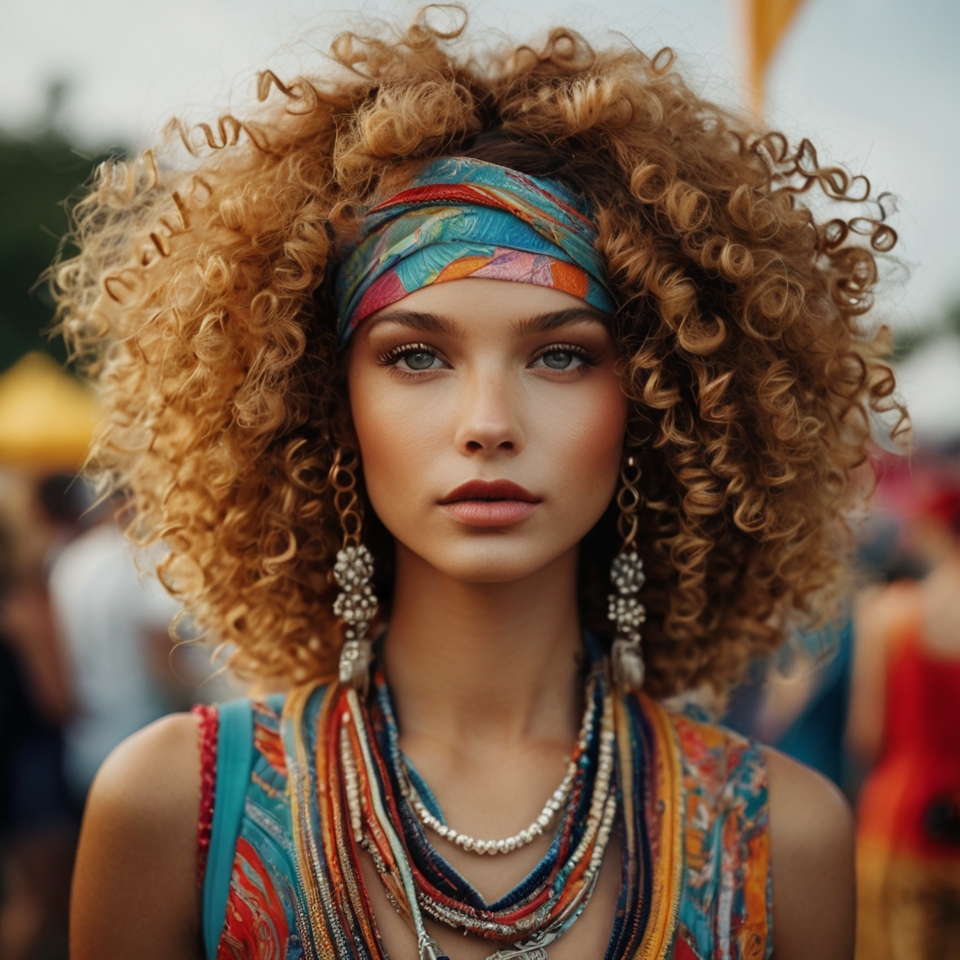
[747,0,807,113]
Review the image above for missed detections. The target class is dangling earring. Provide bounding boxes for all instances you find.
[329,447,379,694]
[609,453,647,691]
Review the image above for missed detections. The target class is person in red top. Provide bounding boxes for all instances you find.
[850,484,960,960]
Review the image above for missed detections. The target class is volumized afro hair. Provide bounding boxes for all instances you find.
[54,8,903,697]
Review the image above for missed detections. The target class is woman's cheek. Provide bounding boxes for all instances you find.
[352,381,443,528]
[543,379,628,503]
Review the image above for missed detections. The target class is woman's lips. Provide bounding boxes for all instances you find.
[439,479,541,528]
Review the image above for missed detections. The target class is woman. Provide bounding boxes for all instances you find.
[58,13,898,960]
[850,483,960,959]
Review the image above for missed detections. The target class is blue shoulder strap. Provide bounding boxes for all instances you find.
[202,698,254,960]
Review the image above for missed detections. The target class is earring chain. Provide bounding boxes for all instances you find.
[615,453,642,550]
[330,446,363,550]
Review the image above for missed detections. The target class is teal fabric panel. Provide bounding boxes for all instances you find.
[202,698,254,960]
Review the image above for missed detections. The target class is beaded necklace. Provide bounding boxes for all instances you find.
[283,638,685,960]
[401,685,594,857]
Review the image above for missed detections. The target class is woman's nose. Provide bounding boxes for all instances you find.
[453,369,524,455]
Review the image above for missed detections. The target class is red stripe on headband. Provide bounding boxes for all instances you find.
[369,182,595,230]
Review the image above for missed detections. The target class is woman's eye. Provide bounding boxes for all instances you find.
[398,349,441,371]
[379,342,447,373]
[536,349,585,371]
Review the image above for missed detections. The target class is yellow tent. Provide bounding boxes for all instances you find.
[0,352,97,472]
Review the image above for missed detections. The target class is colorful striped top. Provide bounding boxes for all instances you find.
[195,686,771,960]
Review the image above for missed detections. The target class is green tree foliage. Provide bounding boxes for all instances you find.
[0,93,117,373]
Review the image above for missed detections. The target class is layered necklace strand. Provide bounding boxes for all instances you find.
[400,691,597,857]
[405,765,576,857]
[337,660,619,960]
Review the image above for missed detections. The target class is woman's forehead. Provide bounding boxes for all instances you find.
[362,278,611,335]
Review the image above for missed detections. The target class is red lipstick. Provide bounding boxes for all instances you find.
[439,479,542,527]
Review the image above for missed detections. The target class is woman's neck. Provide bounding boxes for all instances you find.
[382,543,584,749]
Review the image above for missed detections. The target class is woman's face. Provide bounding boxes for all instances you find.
[347,278,628,583]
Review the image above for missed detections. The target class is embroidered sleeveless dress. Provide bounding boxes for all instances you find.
[195,688,771,960]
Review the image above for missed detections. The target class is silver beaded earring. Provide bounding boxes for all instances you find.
[329,447,379,693]
[609,453,647,691]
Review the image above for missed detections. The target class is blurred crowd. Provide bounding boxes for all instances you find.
[722,445,960,959]
[0,465,238,960]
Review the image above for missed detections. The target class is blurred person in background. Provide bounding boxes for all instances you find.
[0,473,79,737]
[0,467,218,958]
[724,618,854,791]
[0,472,77,960]
[850,477,960,959]
[47,499,206,806]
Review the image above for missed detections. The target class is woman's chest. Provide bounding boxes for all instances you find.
[206,696,772,960]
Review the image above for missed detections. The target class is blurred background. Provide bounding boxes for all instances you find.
[0,0,958,957]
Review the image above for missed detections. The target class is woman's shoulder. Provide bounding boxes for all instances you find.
[71,713,203,959]
[83,711,202,846]
[762,745,853,844]
[763,746,855,960]
[98,697,285,831]
[72,694,284,897]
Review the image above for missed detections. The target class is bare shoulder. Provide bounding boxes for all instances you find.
[87,711,201,819]
[763,747,855,960]
[71,712,204,960]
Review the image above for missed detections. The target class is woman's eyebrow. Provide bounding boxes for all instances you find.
[363,306,607,336]
[363,310,455,334]
[514,307,609,335]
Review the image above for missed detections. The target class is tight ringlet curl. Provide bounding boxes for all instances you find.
[53,7,904,697]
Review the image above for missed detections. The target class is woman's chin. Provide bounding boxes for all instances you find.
[397,536,578,587]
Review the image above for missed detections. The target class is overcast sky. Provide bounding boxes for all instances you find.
[3,0,959,335]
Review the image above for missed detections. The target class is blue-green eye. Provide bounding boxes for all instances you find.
[538,349,585,370]
[379,342,447,372]
[399,349,440,371]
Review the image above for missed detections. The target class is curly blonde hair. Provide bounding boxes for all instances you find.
[54,10,902,697]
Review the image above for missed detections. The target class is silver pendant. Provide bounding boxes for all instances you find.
[486,931,550,959]
[487,946,548,960]
[607,550,646,691]
[487,943,547,960]
[418,933,449,960]
[333,544,378,691]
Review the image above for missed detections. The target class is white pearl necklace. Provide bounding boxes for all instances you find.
[407,762,577,855]
[403,692,603,857]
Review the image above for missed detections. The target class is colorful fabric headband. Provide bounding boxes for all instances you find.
[335,157,615,345]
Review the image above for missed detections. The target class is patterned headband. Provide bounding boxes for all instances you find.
[334,157,615,346]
